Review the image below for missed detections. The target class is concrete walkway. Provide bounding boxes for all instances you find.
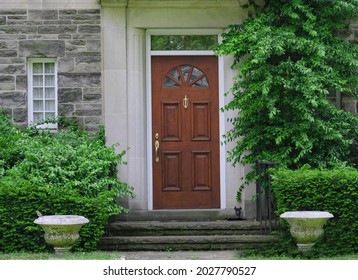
[119,250,239,260]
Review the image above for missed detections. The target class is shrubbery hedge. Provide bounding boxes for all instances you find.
[0,109,133,252]
[272,166,358,256]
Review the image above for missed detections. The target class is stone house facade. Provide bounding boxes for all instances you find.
[0,7,101,131]
[0,0,357,219]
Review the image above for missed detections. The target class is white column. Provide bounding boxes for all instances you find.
[102,5,129,182]
[126,28,148,209]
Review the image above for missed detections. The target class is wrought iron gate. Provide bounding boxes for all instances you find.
[256,161,279,234]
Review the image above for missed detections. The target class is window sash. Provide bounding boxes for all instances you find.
[28,59,58,129]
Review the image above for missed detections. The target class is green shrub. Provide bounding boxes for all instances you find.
[0,109,23,171]
[0,111,133,252]
[271,166,358,256]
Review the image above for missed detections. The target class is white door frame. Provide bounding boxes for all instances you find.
[146,29,226,210]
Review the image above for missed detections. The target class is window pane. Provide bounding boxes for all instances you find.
[193,76,208,87]
[45,75,55,87]
[45,63,55,74]
[45,100,55,111]
[168,68,180,81]
[151,35,218,50]
[33,113,44,123]
[180,65,191,82]
[33,75,43,87]
[45,88,55,98]
[33,63,43,74]
[45,112,55,120]
[33,88,43,99]
[164,76,179,87]
[33,100,43,111]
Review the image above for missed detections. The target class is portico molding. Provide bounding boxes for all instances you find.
[100,0,244,9]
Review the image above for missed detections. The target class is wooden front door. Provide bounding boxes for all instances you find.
[152,56,220,209]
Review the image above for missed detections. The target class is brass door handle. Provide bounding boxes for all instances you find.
[183,95,189,109]
[155,140,160,163]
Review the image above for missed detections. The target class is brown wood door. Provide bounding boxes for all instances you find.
[152,56,220,209]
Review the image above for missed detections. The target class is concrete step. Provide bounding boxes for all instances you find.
[99,235,277,251]
[99,220,278,251]
[106,220,262,236]
[110,209,239,222]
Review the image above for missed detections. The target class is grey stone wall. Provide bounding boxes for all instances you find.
[0,9,102,131]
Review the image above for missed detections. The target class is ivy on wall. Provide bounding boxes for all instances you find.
[217,0,358,185]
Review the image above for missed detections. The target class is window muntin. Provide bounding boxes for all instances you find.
[163,64,209,88]
[28,59,57,129]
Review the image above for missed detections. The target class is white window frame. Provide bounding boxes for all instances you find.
[27,58,58,130]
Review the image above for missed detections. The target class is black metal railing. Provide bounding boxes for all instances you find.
[256,161,279,235]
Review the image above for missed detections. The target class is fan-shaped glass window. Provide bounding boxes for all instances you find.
[163,65,209,88]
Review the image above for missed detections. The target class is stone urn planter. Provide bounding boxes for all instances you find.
[34,214,89,254]
[280,211,333,252]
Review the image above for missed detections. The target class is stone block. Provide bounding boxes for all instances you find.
[16,75,27,90]
[72,34,100,40]
[0,50,17,57]
[78,10,100,15]
[76,109,102,117]
[83,93,101,103]
[0,16,6,25]
[58,88,83,103]
[83,88,101,95]
[7,20,42,26]
[75,104,102,116]
[59,14,100,21]
[0,91,26,107]
[58,103,75,117]
[0,75,15,83]
[19,40,65,57]
[0,64,25,75]
[0,10,26,15]
[87,40,101,51]
[59,10,77,15]
[0,84,15,90]
[0,41,17,50]
[7,16,27,20]
[28,10,58,20]
[43,20,72,25]
[38,25,77,34]
[78,25,101,34]
[84,116,101,125]
[13,107,27,123]
[0,57,25,64]
[28,34,59,40]
[58,34,72,40]
[66,40,87,53]
[58,73,101,87]
[0,34,26,40]
[58,57,75,73]
[74,52,101,63]
[0,25,37,34]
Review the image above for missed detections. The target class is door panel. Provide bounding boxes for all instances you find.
[152,56,220,209]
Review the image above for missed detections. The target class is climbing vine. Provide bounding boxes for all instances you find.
[217,0,358,186]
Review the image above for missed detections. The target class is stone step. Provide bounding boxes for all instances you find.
[98,235,277,251]
[106,220,262,236]
[110,209,239,222]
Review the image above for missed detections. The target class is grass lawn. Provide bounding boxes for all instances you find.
[0,251,123,260]
[0,251,357,260]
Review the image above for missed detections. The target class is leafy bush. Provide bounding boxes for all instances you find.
[271,166,358,256]
[216,0,358,187]
[0,111,133,252]
[0,109,23,171]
